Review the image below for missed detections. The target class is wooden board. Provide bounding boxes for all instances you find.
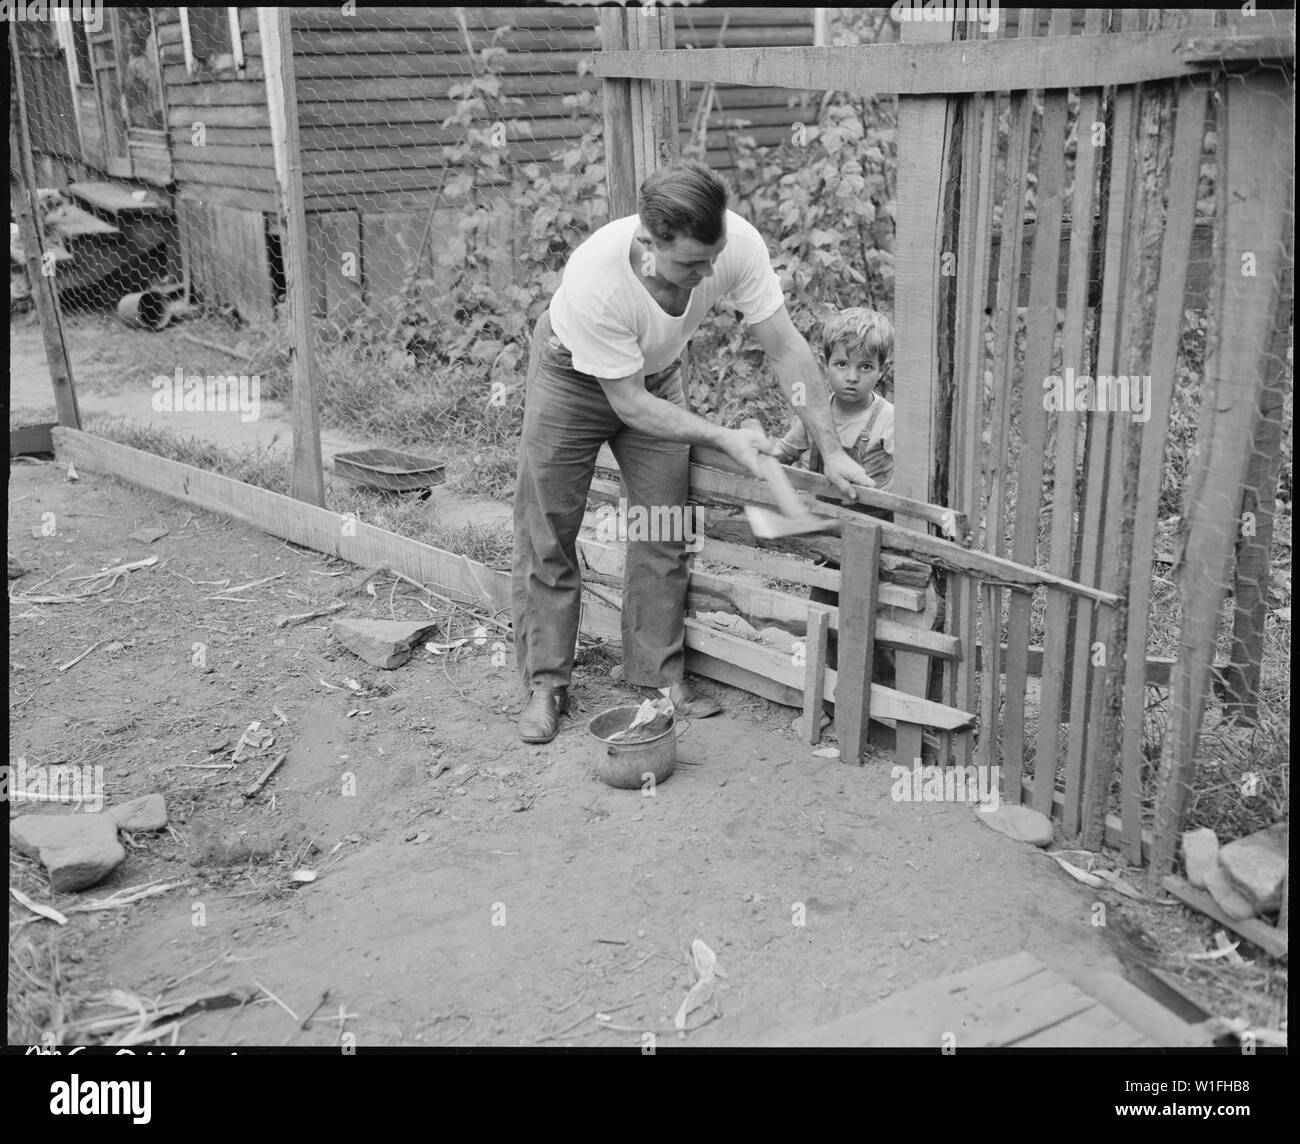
[834,518,882,765]
[1151,69,1295,877]
[1003,9,1073,805]
[53,428,514,616]
[1116,78,1208,861]
[1037,9,1107,813]
[178,198,274,322]
[1162,877,1287,961]
[593,29,1293,93]
[978,27,1034,778]
[771,951,1159,1048]
[576,535,953,653]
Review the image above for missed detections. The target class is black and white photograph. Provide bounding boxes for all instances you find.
[6,0,1292,1089]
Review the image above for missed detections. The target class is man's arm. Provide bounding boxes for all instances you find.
[751,305,872,500]
[598,375,776,478]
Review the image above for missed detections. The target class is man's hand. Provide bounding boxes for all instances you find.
[719,425,779,480]
[822,449,873,501]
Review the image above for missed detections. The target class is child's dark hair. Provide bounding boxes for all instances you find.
[820,308,894,367]
[638,158,729,245]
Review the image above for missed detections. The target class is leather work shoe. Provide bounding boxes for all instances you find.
[517,687,569,744]
[638,678,722,719]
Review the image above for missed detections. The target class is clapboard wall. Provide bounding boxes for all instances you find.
[150,5,816,321]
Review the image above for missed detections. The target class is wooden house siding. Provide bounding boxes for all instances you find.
[155,7,277,212]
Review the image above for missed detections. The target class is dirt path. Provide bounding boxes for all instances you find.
[9,457,1138,1047]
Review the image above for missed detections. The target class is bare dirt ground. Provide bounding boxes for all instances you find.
[9,456,1158,1048]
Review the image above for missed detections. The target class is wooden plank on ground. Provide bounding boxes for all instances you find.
[1150,69,1294,882]
[53,428,513,614]
[835,518,882,765]
[1162,877,1288,961]
[774,950,1157,1048]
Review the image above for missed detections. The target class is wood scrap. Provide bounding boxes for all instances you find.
[243,752,288,799]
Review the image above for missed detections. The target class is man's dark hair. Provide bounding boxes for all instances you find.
[638,158,728,245]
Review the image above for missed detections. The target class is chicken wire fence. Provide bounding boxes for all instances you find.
[9,7,1292,862]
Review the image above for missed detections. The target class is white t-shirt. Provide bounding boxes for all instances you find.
[548,209,785,379]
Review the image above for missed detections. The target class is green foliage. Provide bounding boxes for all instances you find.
[683,92,897,430]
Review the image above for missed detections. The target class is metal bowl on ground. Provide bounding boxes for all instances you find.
[588,704,688,790]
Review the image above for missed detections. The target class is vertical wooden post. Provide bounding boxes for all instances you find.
[9,32,80,429]
[801,603,832,745]
[259,7,324,506]
[600,7,637,219]
[892,15,953,775]
[836,518,882,765]
[1149,68,1294,884]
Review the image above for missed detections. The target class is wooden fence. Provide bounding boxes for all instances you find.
[595,6,1294,880]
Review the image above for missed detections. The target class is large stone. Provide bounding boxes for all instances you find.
[1181,827,1219,888]
[1204,864,1256,921]
[331,618,440,669]
[1219,836,1286,915]
[106,793,168,832]
[11,812,126,892]
[974,803,1054,847]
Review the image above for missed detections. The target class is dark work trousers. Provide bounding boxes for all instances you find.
[511,309,691,693]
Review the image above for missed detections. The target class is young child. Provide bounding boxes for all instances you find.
[773,306,895,496]
[774,307,897,689]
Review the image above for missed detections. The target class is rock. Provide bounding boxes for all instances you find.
[974,804,1054,847]
[1181,827,1219,888]
[331,618,440,669]
[11,813,126,892]
[1219,836,1286,915]
[106,793,167,832]
[1204,865,1256,920]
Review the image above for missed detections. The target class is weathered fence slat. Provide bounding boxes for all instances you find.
[1150,68,1295,883]
[978,8,1036,782]
[1115,75,1209,864]
[1037,9,1108,820]
[1005,7,1073,806]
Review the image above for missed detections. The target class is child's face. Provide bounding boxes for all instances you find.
[825,342,883,408]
